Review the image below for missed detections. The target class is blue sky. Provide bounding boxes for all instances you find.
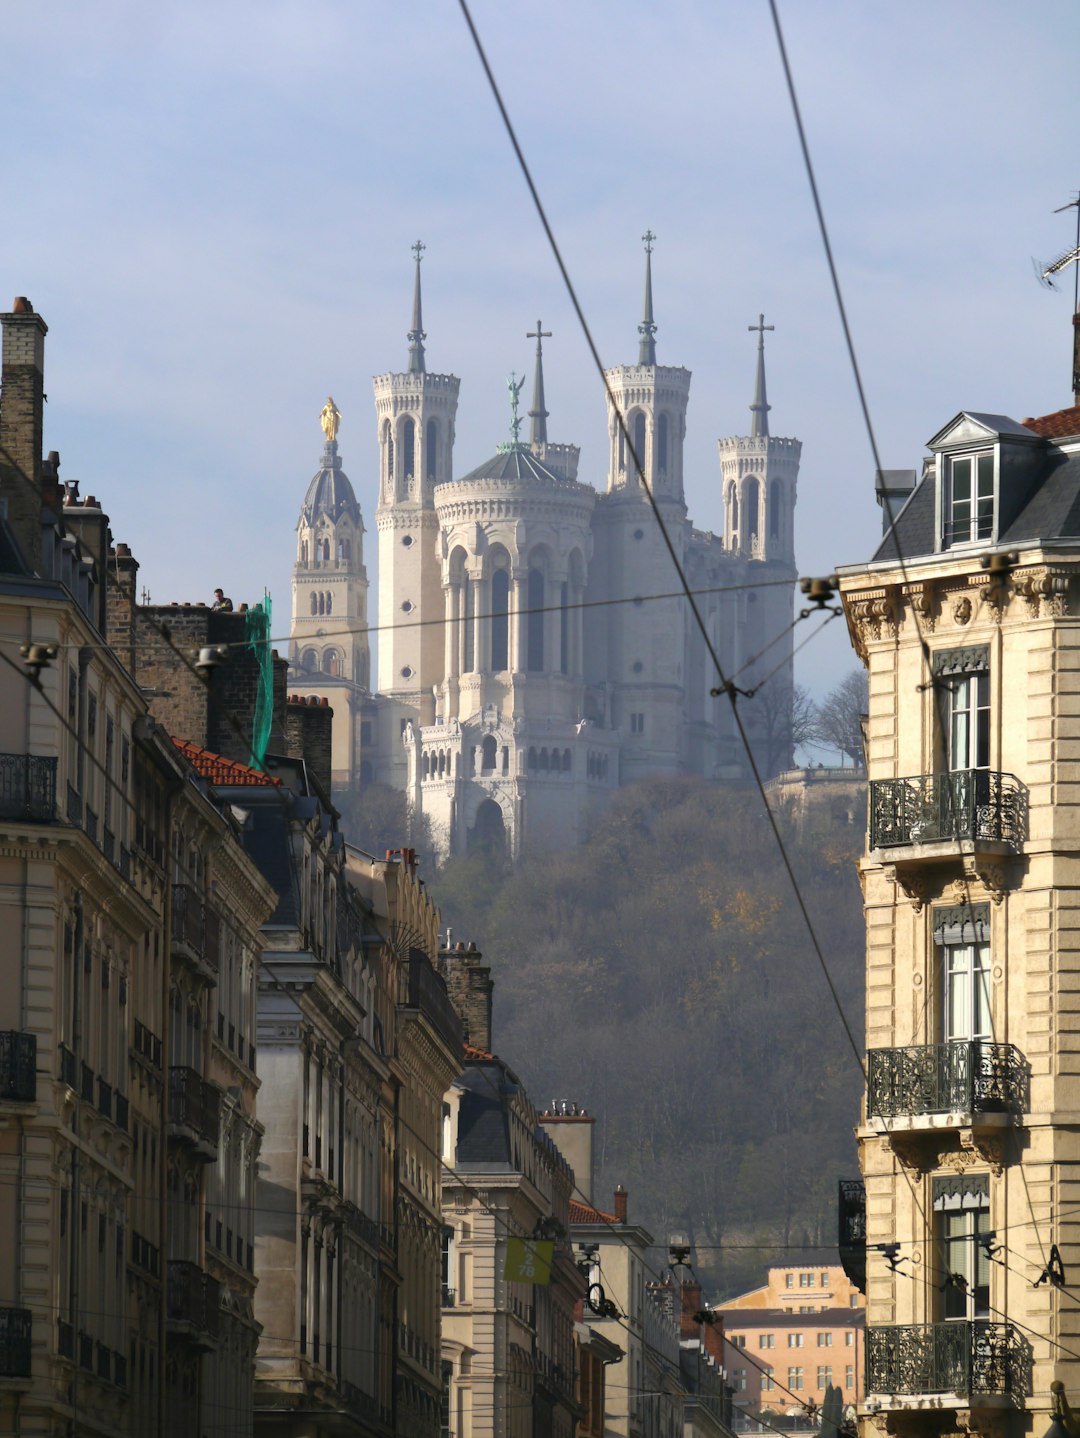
[5,0,1080,701]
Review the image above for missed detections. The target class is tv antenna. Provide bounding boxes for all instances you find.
[1035,193,1080,314]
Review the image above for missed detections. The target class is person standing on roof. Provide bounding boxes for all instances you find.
[212,588,234,612]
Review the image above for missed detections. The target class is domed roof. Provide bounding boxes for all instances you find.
[300,441,362,526]
[450,443,579,490]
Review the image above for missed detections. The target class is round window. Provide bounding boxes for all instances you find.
[633,529,644,540]
[401,535,414,548]
[632,661,644,674]
[401,600,413,613]
[401,665,413,679]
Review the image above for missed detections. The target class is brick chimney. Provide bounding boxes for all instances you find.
[62,486,112,634]
[439,941,493,1053]
[285,694,334,799]
[614,1185,628,1223]
[106,542,140,677]
[0,298,48,571]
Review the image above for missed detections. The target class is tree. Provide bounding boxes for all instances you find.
[752,681,818,776]
[812,671,868,769]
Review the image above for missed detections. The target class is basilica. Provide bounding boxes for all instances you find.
[287,242,802,859]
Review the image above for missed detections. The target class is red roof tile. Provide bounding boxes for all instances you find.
[463,1043,495,1061]
[569,1200,619,1225]
[172,738,279,787]
[1023,404,1080,439]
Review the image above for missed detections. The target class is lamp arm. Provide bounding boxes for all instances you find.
[1050,1381,1080,1438]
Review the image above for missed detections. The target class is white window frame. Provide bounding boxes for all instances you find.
[944,451,994,548]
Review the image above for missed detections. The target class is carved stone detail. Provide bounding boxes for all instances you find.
[1015,566,1072,618]
[962,858,1008,905]
[883,865,934,913]
[953,597,973,626]
[904,580,939,633]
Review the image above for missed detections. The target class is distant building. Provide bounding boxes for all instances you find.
[288,244,803,858]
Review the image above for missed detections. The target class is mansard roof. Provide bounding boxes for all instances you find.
[300,440,362,526]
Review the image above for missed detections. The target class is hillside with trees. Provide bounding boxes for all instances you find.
[426,776,867,1298]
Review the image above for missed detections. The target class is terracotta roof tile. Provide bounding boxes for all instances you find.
[1023,404,1080,439]
[463,1043,495,1061]
[172,738,279,787]
[569,1200,619,1225]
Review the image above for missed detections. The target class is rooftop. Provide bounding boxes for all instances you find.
[173,738,280,787]
[1023,402,1080,440]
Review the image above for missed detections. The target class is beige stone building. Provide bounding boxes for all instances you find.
[837,391,1080,1438]
[0,296,276,1438]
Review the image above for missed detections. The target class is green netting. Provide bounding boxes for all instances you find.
[245,592,272,770]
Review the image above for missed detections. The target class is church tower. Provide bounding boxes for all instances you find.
[288,397,370,789]
[591,234,692,780]
[373,243,460,774]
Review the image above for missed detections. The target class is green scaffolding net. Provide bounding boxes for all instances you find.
[244,591,272,771]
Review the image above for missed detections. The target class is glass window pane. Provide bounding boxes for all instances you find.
[952,457,972,501]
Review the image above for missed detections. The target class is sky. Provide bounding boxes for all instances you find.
[4,0,1080,703]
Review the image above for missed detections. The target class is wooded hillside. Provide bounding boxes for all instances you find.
[427,779,867,1297]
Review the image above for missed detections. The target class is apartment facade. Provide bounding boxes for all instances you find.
[837,395,1080,1438]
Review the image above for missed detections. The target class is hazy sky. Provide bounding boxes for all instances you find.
[5,1,1080,700]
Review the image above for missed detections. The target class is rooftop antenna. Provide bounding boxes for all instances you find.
[1034,193,1080,404]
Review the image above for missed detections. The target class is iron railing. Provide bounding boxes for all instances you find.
[0,753,56,822]
[171,883,204,953]
[0,1308,31,1377]
[168,1067,221,1152]
[869,770,1026,850]
[867,1041,1028,1121]
[866,1321,1031,1405]
[0,1032,36,1102]
[66,782,82,824]
[441,1285,456,1307]
[838,1179,866,1295]
[166,1260,221,1346]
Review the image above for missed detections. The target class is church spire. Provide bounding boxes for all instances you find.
[638,230,657,366]
[407,240,427,374]
[527,319,551,447]
[748,313,774,438]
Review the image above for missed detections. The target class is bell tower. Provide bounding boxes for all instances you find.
[374,242,460,730]
[289,398,370,789]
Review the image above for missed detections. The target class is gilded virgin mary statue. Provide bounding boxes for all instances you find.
[320,396,341,442]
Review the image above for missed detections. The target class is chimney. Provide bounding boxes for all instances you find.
[439,941,493,1053]
[285,694,334,799]
[0,298,48,571]
[614,1185,628,1223]
[1073,310,1080,407]
[537,1101,595,1205]
[106,542,140,676]
[874,469,917,536]
[62,485,112,634]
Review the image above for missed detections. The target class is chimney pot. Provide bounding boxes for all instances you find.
[11,297,32,314]
[614,1185,628,1223]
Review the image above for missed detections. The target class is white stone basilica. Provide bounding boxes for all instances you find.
[288,241,802,859]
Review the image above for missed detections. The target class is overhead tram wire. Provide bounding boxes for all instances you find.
[455,0,866,1088]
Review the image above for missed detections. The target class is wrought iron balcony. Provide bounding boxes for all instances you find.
[0,1032,36,1102]
[171,884,218,977]
[838,1179,866,1295]
[867,1041,1028,1122]
[0,753,56,823]
[166,1260,221,1349]
[869,770,1026,852]
[168,1067,221,1158]
[866,1321,1031,1406]
[0,1308,31,1378]
[441,1284,456,1307]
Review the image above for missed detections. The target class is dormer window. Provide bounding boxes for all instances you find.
[944,452,993,547]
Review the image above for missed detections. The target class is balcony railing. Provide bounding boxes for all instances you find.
[867,1041,1028,1121]
[0,753,57,822]
[441,1285,456,1308]
[866,1321,1031,1406]
[168,1066,221,1155]
[838,1179,866,1295]
[0,1032,36,1102]
[870,770,1026,851]
[0,1307,31,1378]
[166,1260,221,1348]
[171,885,219,977]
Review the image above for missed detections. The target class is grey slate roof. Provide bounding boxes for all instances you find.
[455,1063,514,1165]
[300,440,361,525]
[449,444,579,489]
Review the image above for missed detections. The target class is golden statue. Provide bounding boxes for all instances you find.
[320,396,341,443]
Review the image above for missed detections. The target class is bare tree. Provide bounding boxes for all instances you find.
[753,680,818,775]
[812,670,869,768]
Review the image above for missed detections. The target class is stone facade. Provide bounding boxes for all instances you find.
[287,251,802,859]
[838,399,1080,1438]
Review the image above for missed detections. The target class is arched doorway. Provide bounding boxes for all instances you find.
[468,799,506,860]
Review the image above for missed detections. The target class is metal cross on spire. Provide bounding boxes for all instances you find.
[527,320,552,447]
[638,230,658,366]
[748,313,774,438]
[408,240,427,375]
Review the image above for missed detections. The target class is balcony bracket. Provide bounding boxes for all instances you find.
[883,865,934,913]
[959,860,1009,906]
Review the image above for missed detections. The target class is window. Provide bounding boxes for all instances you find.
[490,569,509,670]
[426,419,438,481]
[745,477,761,544]
[527,567,544,671]
[788,1367,804,1391]
[944,936,990,1043]
[817,1333,832,1347]
[845,1364,855,1389]
[799,1273,813,1287]
[658,412,669,475]
[798,1306,812,1313]
[945,452,994,547]
[788,1333,803,1348]
[849,1296,859,1310]
[632,412,647,474]
[402,417,416,479]
[845,1330,855,1345]
[820,1272,829,1287]
[770,480,783,539]
[817,1365,832,1388]
[735,1368,747,1391]
[785,1274,794,1290]
[935,1174,990,1319]
[760,1334,774,1349]
[630,712,645,734]
[761,1366,775,1392]
[731,1335,746,1349]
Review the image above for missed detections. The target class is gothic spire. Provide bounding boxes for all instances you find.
[407,240,426,374]
[638,230,657,366]
[748,313,774,438]
[527,320,551,446]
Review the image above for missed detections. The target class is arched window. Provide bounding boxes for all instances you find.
[463,574,475,673]
[302,648,317,672]
[563,749,572,772]
[769,480,782,540]
[729,483,739,544]
[490,568,509,670]
[502,746,509,775]
[527,567,544,671]
[560,581,569,675]
[300,540,308,564]
[311,593,318,616]
[658,412,669,475]
[402,418,416,479]
[632,412,647,476]
[323,649,339,676]
[321,539,330,562]
[528,747,538,771]
[422,754,429,780]
[745,477,761,545]
[326,592,333,616]
[426,419,437,481]
[481,736,497,772]
[384,421,394,480]
[618,424,626,472]
[539,748,549,772]
[468,798,505,859]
